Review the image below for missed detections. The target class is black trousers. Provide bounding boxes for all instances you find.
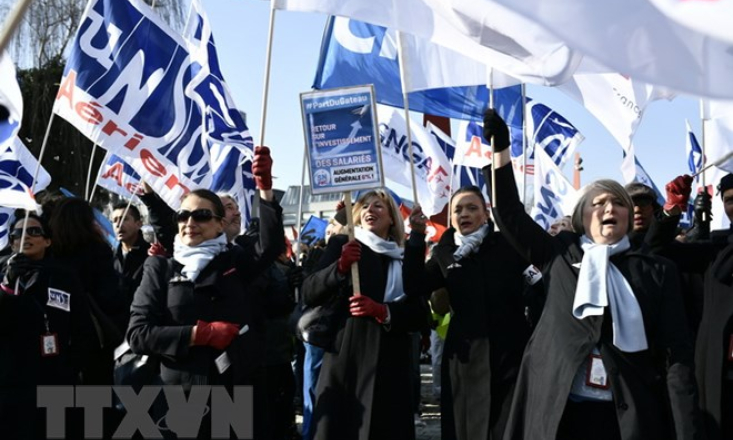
[556,399,621,440]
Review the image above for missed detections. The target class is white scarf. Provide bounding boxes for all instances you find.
[453,224,489,261]
[573,235,648,352]
[173,234,228,282]
[354,227,404,303]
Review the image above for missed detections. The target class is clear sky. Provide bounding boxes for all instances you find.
[204,0,704,198]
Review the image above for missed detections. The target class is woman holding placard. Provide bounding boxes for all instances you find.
[302,189,428,440]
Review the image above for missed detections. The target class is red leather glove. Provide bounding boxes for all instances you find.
[349,295,388,323]
[664,174,693,212]
[252,146,273,190]
[148,242,167,257]
[193,320,240,350]
[337,240,361,274]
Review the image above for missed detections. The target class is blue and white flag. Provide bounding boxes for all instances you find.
[314,16,523,121]
[185,0,255,229]
[531,146,577,231]
[620,146,665,207]
[299,215,328,246]
[54,0,253,209]
[0,52,23,145]
[525,101,583,169]
[377,105,452,216]
[97,153,143,201]
[686,120,704,182]
[0,138,53,248]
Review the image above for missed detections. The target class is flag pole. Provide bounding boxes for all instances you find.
[85,143,98,200]
[294,148,307,266]
[699,100,707,190]
[293,147,308,303]
[489,68,497,211]
[14,111,55,292]
[521,83,527,207]
[343,191,361,296]
[88,150,111,204]
[258,3,276,149]
[396,31,419,205]
[0,0,33,55]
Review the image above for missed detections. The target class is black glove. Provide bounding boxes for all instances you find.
[693,192,712,224]
[287,266,304,292]
[686,192,711,241]
[482,108,511,153]
[3,253,36,287]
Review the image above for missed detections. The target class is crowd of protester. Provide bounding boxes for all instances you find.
[2,112,733,440]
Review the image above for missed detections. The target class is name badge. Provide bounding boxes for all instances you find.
[729,335,733,362]
[47,288,71,312]
[586,354,610,389]
[41,333,59,356]
[523,265,543,285]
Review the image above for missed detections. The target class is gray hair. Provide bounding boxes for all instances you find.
[571,179,634,236]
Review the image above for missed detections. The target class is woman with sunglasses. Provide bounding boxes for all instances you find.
[482,110,702,440]
[127,147,284,439]
[0,212,96,440]
[302,189,428,440]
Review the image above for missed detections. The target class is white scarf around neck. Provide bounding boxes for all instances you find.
[573,235,648,352]
[173,233,228,282]
[354,227,404,303]
[453,224,489,261]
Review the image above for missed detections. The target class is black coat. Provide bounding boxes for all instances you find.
[127,199,284,386]
[0,257,97,439]
[488,164,703,440]
[302,233,428,440]
[113,232,150,331]
[404,229,530,440]
[695,242,733,440]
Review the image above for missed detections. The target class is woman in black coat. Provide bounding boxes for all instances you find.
[405,187,530,440]
[0,212,96,440]
[127,148,284,439]
[483,110,702,440]
[302,189,428,440]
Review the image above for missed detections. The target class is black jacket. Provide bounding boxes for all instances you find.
[405,228,530,440]
[487,164,703,440]
[302,233,428,440]
[113,232,150,331]
[127,199,284,387]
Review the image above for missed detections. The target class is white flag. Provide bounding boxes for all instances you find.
[377,104,451,216]
[274,0,586,86]
[0,52,23,128]
[647,0,733,45]
[484,0,733,99]
[559,73,673,152]
[531,146,577,231]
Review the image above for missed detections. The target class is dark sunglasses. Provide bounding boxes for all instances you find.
[632,198,654,208]
[10,226,45,239]
[175,209,220,223]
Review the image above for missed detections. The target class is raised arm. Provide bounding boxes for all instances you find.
[482,109,557,271]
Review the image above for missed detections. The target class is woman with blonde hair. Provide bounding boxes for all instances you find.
[302,189,428,440]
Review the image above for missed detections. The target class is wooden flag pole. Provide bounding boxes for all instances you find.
[396,31,419,205]
[343,191,361,296]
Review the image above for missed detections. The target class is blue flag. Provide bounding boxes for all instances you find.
[54,0,253,209]
[299,215,328,246]
[314,16,522,121]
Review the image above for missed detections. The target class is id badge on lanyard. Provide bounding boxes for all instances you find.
[586,353,610,389]
[40,315,59,357]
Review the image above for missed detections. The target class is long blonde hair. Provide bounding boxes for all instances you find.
[352,190,405,246]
